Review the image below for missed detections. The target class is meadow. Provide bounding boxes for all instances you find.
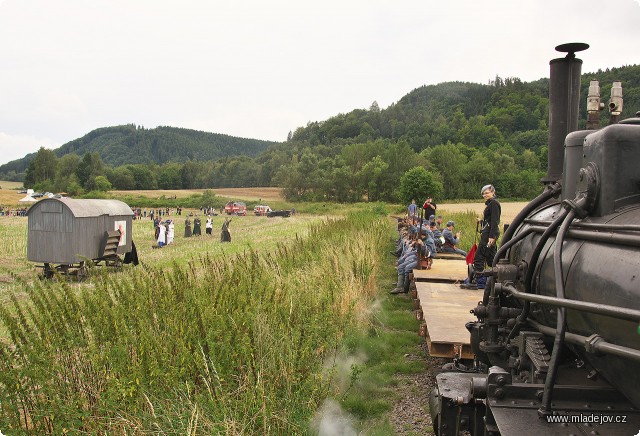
[0,184,524,434]
[0,205,401,434]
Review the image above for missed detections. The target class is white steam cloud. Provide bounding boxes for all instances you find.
[312,399,358,436]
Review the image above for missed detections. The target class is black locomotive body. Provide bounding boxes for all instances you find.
[429,44,640,435]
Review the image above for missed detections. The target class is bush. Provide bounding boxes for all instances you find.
[397,166,443,205]
[94,175,112,192]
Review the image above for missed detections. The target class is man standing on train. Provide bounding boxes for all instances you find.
[461,184,501,289]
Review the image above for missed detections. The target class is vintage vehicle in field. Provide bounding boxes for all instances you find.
[224,201,247,216]
[267,209,291,218]
[253,205,272,216]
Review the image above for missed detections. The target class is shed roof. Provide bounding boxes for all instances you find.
[27,198,133,218]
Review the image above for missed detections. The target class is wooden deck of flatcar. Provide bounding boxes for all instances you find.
[410,257,479,359]
[412,258,468,282]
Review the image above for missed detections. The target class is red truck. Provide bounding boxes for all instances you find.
[224,201,247,216]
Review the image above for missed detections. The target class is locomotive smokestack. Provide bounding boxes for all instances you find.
[544,42,589,184]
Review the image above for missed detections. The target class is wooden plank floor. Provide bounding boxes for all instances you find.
[416,281,482,358]
[413,258,468,282]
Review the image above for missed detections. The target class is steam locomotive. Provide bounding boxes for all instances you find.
[429,43,640,435]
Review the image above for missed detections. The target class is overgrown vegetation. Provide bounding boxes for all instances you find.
[0,211,391,434]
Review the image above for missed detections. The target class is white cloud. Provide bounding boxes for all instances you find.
[0,132,59,165]
[311,399,358,436]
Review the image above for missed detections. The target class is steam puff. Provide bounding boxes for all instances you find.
[312,399,358,436]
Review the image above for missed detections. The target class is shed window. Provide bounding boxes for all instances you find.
[41,202,63,214]
[29,204,73,233]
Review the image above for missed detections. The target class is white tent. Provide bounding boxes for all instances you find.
[18,195,38,203]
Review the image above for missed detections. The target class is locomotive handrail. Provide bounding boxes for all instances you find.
[524,218,640,232]
[501,182,562,246]
[499,282,640,322]
[528,319,640,363]
[526,225,640,247]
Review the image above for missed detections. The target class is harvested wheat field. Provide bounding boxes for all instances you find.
[0,181,27,206]
[209,187,283,201]
[110,187,283,201]
[438,201,527,224]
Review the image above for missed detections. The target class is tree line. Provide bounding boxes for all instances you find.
[0,124,276,179]
[15,64,640,202]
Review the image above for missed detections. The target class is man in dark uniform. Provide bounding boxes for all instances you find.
[461,184,501,289]
[422,197,437,219]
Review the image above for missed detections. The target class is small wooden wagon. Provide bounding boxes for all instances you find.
[26,198,134,280]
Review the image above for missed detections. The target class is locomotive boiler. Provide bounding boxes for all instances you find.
[429,43,640,435]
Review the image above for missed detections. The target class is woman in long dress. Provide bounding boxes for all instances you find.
[184,218,192,237]
[157,221,166,247]
[167,220,175,245]
[193,216,202,236]
[221,217,232,242]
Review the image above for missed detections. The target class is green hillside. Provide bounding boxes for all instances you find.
[269,64,640,201]
[5,64,639,200]
[0,124,277,179]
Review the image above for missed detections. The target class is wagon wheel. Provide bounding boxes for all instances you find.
[58,264,70,278]
[77,265,89,282]
[112,256,123,269]
[43,263,54,280]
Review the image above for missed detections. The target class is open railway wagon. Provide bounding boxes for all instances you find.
[27,198,134,280]
[428,43,640,435]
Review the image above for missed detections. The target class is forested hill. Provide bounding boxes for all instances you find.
[270,64,639,201]
[6,64,640,199]
[290,65,640,149]
[0,124,277,176]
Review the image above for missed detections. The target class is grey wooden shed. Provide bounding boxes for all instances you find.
[27,198,134,267]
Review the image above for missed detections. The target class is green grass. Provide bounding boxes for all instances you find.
[314,239,428,434]
[0,204,442,435]
[0,209,395,434]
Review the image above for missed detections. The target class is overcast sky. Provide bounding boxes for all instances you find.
[1,0,639,166]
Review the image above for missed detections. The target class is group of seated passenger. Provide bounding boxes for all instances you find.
[390,214,466,294]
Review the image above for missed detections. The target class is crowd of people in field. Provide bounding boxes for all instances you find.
[392,184,501,294]
[144,207,233,248]
[0,206,28,216]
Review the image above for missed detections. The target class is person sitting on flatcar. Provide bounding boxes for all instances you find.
[441,221,467,256]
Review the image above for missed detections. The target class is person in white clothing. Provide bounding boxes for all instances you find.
[205,216,213,235]
[167,220,175,244]
[157,221,166,247]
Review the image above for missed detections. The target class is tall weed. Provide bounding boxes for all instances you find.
[0,211,388,434]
